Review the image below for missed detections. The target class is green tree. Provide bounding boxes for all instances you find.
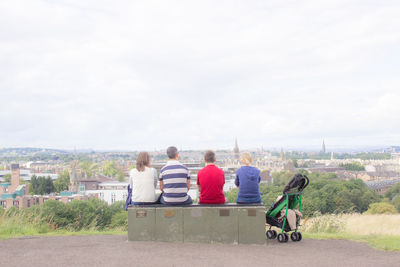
[3,174,11,183]
[385,183,400,200]
[270,171,382,216]
[103,160,125,182]
[339,162,365,171]
[30,176,55,195]
[271,171,293,187]
[393,196,400,213]
[80,160,98,178]
[293,159,298,168]
[364,202,397,214]
[54,170,70,192]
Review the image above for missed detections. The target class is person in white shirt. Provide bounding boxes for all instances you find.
[129,152,160,205]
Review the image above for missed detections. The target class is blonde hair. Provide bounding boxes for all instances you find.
[240,152,252,165]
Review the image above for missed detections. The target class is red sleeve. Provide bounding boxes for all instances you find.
[197,170,201,185]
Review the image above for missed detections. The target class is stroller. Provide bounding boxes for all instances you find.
[265,173,309,243]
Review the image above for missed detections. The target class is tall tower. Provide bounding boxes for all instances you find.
[280,148,285,161]
[322,140,326,153]
[233,138,240,160]
[9,163,20,193]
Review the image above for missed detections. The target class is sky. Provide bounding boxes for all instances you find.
[1,0,400,151]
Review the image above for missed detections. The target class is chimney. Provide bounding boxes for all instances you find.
[10,164,20,193]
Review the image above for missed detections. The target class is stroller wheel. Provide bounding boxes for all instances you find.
[284,233,289,242]
[272,230,277,239]
[266,230,275,239]
[277,233,286,243]
[297,232,302,241]
[290,232,298,242]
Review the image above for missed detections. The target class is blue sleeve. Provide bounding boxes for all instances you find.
[235,170,240,187]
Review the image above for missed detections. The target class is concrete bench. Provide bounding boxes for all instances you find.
[128,204,266,244]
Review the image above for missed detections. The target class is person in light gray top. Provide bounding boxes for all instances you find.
[129,152,159,204]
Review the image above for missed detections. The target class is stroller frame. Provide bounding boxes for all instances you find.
[265,173,309,243]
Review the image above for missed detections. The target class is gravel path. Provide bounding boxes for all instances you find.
[1,235,399,267]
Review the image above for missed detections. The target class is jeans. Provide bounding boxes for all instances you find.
[160,195,193,205]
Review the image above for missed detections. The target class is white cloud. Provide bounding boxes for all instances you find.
[0,0,399,151]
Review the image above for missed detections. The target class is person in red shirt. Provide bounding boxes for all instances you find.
[197,150,226,204]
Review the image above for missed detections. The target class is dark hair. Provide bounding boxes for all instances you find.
[136,152,151,172]
[204,150,216,163]
[167,146,178,159]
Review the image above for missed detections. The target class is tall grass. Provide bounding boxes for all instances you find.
[0,206,50,239]
[302,213,400,236]
[0,200,128,240]
[302,213,400,251]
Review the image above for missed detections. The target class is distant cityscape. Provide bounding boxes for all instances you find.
[1,140,400,210]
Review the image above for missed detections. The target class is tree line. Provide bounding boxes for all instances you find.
[29,170,70,195]
[225,170,387,216]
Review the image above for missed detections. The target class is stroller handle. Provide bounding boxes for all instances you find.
[302,175,309,191]
[282,173,309,194]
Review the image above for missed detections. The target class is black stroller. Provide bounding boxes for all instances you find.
[265,173,309,243]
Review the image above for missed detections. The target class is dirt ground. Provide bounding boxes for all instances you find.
[1,235,399,267]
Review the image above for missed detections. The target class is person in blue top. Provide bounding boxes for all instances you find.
[235,152,262,204]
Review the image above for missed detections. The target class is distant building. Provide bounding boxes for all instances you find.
[365,179,400,194]
[0,163,95,210]
[280,148,285,161]
[85,181,129,205]
[322,140,326,153]
[0,169,58,182]
[260,170,273,183]
[0,164,30,209]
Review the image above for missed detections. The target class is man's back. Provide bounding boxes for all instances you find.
[197,164,225,204]
[159,160,191,204]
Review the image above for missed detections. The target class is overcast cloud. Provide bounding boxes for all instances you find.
[1,0,399,151]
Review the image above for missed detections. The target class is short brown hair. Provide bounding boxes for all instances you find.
[167,146,178,159]
[204,150,216,163]
[136,152,151,172]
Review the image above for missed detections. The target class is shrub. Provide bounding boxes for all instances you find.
[394,196,400,213]
[109,201,125,216]
[224,188,238,203]
[69,200,95,229]
[40,200,73,228]
[0,207,4,217]
[110,210,127,230]
[5,206,19,217]
[364,202,397,215]
[87,198,112,229]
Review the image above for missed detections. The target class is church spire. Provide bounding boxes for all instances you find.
[233,138,239,159]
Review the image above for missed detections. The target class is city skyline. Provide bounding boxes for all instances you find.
[1,1,400,150]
